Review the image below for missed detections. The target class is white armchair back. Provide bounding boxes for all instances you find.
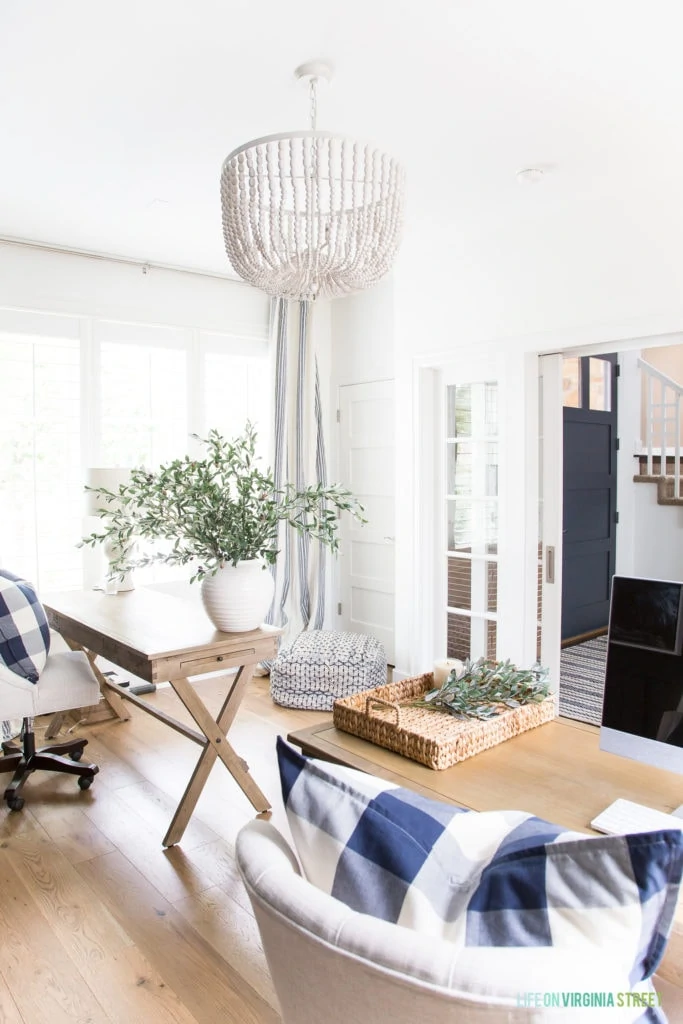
[236,820,677,1023]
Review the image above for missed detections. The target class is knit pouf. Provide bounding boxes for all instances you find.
[270,630,387,711]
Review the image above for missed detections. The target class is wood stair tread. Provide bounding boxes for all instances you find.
[633,474,683,505]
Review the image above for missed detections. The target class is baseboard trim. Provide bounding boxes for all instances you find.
[561,627,608,650]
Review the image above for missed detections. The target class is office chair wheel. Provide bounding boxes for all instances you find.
[6,794,24,812]
[78,775,94,791]
[70,750,83,762]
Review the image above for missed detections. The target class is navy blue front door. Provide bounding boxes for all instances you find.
[561,355,618,641]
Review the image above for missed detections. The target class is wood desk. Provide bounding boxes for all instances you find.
[288,715,683,986]
[43,587,280,847]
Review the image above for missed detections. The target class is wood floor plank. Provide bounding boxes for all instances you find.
[0,804,46,841]
[1,830,199,1024]
[178,838,254,915]
[174,885,279,1012]
[78,785,215,902]
[0,851,111,1024]
[23,803,116,864]
[113,779,221,851]
[78,850,280,1024]
[0,970,25,1024]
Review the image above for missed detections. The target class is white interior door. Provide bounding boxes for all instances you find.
[337,381,395,663]
[539,353,563,694]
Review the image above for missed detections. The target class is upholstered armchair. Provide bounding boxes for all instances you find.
[236,819,683,1023]
[0,644,100,810]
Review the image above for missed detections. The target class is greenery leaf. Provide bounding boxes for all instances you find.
[81,422,366,583]
[410,658,550,721]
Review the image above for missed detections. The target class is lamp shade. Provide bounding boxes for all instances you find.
[85,468,132,517]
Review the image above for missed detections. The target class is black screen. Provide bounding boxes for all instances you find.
[602,577,683,747]
[608,577,683,653]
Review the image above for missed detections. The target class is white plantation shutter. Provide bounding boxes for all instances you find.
[0,331,82,590]
[200,335,271,458]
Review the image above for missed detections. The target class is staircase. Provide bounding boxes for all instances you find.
[634,358,683,505]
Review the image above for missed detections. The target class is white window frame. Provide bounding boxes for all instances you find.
[0,309,271,590]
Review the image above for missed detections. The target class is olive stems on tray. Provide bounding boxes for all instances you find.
[411,658,550,721]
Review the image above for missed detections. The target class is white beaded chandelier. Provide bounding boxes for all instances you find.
[220,61,405,301]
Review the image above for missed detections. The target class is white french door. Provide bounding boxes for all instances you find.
[435,351,539,672]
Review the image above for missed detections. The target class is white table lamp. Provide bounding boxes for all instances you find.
[85,468,135,594]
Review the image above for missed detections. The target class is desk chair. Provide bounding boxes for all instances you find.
[0,646,100,810]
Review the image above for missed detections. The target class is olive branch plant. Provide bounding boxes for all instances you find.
[80,424,366,583]
[412,657,551,721]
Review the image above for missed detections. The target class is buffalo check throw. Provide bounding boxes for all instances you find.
[0,569,51,682]
[277,736,683,1001]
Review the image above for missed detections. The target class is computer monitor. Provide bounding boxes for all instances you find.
[600,575,683,776]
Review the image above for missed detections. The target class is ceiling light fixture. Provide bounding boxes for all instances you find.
[220,60,406,301]
[516,167,545,185]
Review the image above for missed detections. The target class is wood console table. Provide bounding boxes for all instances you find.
[288,715,683,988]
[43,587,280,847]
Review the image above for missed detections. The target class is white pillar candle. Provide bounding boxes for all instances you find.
[433,658,464,687]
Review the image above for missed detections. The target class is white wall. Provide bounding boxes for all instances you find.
[632,482,683,581]
[330,275,395,387]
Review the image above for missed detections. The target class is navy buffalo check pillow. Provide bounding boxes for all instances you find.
[0,569,51,682]
[277,737,683,986]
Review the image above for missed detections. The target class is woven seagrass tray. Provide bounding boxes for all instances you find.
[332,673,556,770]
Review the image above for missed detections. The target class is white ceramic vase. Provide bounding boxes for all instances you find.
[200,559,275,633]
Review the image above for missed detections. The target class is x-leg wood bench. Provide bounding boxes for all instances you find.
[42,586,280,846]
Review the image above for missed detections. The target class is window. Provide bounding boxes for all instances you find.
[0,333,82,591]
[562,356,581,408]
[100,342,188,468]
[201,342,271,456]
[0,315,271,592]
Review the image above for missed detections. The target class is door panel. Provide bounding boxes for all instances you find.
[561,354,618,641]
[338,381,395,663]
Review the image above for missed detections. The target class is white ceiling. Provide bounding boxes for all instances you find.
[2,0,683,278]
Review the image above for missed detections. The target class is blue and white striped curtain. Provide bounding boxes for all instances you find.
[264,298,329,654]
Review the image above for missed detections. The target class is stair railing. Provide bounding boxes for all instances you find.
[638,357,683,498]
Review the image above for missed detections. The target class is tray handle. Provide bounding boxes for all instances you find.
[366,696,402,726]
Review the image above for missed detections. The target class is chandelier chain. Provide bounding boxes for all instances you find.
[309,77,318,131]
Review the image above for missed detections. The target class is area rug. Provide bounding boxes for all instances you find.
[559,635,608,727]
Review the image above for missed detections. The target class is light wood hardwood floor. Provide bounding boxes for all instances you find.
[0,675,329,1024]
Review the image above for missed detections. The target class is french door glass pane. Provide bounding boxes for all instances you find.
[447,612,471,660]
[0,335,81,590]
[100,343,187,468]
[589,357,611,412]
[447,442,498,497]
[562,356,581,408]
[447,382,499,438]
[447,557,497,613]
[446,612,497,660]
[447,499,498,551]
[445,380,499,662]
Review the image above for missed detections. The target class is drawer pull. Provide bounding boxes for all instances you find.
[217,656,224,662]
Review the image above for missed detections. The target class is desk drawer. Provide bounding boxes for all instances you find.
[154,647,260,680]
[180,648,257,676]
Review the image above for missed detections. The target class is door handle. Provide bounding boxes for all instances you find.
[546,545,555,584]
[384,536,395,542]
